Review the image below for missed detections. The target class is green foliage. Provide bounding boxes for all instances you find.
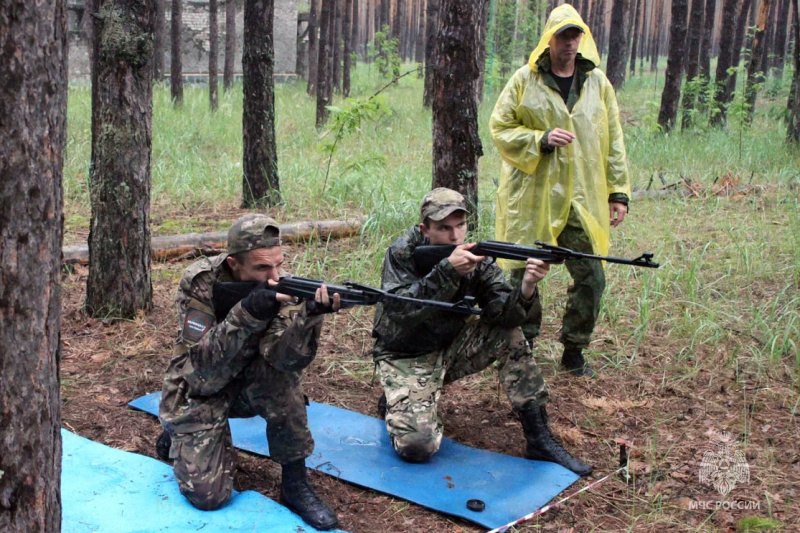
[736,516,783,532]
[372,25,400,79]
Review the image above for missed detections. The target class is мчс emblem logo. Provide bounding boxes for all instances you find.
[698,432,750,496]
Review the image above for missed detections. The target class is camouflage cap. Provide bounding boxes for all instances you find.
[227,214,281,255]
[420,187,468,222]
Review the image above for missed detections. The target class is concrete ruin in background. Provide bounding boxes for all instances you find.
[66,0,299,82]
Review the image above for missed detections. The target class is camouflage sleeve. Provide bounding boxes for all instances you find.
[260,302,325,373]
[379,242,463,323]
[474,264,533,328]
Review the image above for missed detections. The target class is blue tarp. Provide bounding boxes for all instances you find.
[61,429,347,532]
[131,392,579,530]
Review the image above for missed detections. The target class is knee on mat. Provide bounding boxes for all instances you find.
[392,432,438,463]
[184,487,232,511]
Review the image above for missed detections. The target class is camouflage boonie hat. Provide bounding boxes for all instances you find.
[420,187,468,222]
[227,214,281,255]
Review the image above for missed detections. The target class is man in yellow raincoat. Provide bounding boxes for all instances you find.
[490,4,630,377]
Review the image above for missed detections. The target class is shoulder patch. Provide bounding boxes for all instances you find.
[182,309,214,343]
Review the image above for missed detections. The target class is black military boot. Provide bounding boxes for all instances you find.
[518,406,593,476]
[281,460,339,531]
[156,430,172,462]
[561,347,597,377]
[377,393,387,420]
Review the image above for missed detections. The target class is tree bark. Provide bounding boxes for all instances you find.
[209,0,219,110]
[351,0,359,68]
[475,0,489,103]
[773,0,792,80]
[432,0,485,222]
[787,0,800,142]
[657,0,689,132]
[333,0,343,92]
[380,0,391,30]
[154,0,166,80]
[423,0,439,106]
[629,0,642,76]
[606,0,629,88]
[744,0,773,124]
[170,0,183,104]
[697,0,715,106]
[0,1,66,531]
[343,0,353,96]
[308,0,319,95]
[87,0,154,318]
[242,0,280,207]
[710,0,742,126]
[224,0,236,90]
[680,0,705,129]
[316,0,334,127]
[415,0,425,63]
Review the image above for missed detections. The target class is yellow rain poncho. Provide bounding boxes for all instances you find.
[490,4,629,269]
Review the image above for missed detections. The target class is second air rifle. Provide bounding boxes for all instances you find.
[413,240,660,276]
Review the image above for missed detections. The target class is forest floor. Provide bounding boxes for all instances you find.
[60,210,798,533]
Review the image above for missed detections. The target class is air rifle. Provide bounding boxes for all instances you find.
[212,276,481,321]
[413,240,660,276]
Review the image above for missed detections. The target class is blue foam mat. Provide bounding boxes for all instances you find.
[61,429,347,532]
[131,392,579,529]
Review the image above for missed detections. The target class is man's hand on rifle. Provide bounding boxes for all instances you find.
[520,258,550,300]
[448,243,487,277]
[315,284,342,313]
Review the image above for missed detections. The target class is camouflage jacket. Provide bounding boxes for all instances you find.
[160,254,324,434]
[372,226,538,360]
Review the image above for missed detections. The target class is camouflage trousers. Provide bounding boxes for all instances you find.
[166,352,313,511]
[510,209,606,349]
[377,320,549,462]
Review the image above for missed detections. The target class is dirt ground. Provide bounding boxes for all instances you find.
[60,237,799,533]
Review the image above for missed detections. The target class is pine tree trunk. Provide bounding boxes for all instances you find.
[308,0,319,95]
[380,0,390,30]
[629,0,642,76]
[333,0,343,92]
[242,0,280,206]
[475,0,489,103]
[351,0,359,67]
[787,0,800,142]
[343,0,353,96]
[87,0,154,318]
[423,0,439,106]
[658,0,689,132]
[170,0,183,104]
[224,0,236,90]
[606,0,629,88]
[415,0,425,63]
[710,0,742,126]
[773,0,792,80]
[0,1,66,531]
[744,0,773,124]
[317,0,334,127]
[680,0,705,129]
[432,0,485,222]
[697,0,715,107]
[209,0,219,110]
[154,0,166,80]
[761,0,778,76]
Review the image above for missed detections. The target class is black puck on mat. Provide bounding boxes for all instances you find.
[466,499,485,512]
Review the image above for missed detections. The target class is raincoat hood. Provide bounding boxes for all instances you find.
[528,4,599,72]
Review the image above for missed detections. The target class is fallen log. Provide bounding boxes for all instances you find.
[62,217,366,265]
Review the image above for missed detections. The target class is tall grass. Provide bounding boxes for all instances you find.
[63,62,800,372]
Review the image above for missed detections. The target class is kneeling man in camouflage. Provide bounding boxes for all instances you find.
[157,214,340,530]
[372,188,592,476]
